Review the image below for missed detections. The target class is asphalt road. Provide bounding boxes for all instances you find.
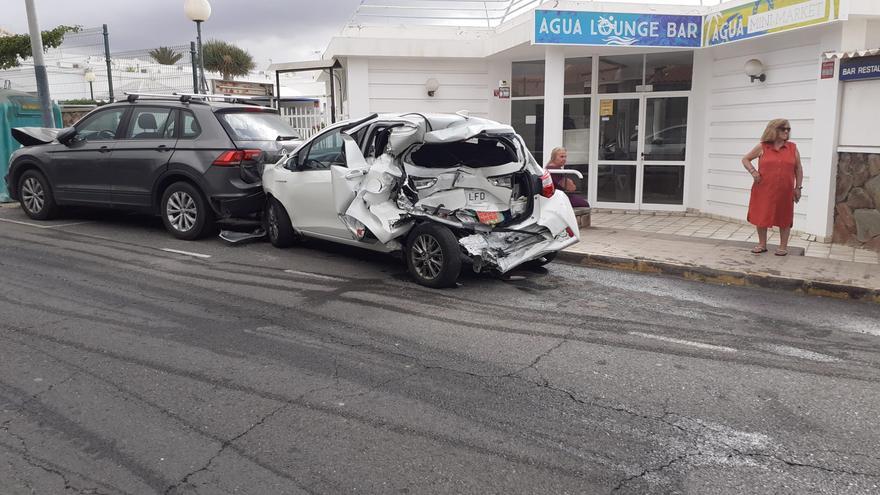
[1,205,879,495]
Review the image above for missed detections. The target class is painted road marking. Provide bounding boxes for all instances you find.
[160,248,212,259]
[629,331,737,353]
[0,218,94,229]
[283,269,345,282]
[761,344,840,363]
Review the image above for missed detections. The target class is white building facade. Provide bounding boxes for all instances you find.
[318,0,880,243]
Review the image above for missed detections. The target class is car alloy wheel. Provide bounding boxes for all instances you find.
[264,198,296,248]
[267,203,280,242]
[411,233,444,280]
[405,222,461,288]
[166,190,198,233]
[21,176,45,215]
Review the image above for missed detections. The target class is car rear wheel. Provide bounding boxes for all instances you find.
[160,181,215,240]
[264,197,296,248]
[18,170,58,220]
[405,223,461,288]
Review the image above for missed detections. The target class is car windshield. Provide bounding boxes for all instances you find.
[217,111,301,141]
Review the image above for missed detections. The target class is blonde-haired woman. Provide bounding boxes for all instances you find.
[546,147,588,207]
[741,119,803,256]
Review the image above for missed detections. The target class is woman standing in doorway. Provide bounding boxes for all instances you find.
[742,119,803,256]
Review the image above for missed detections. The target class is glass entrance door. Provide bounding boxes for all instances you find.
[595,95,688,209]
[597,97,640,205]
[642,96,688,207]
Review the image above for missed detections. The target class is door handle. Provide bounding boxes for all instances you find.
[157,145,170,152]
[99,146,111,153]
[345,169,368,180]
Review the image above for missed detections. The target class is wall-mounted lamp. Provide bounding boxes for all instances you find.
[425,78,439,97]
[744,59,766,83]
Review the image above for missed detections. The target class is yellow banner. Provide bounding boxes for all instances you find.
[703,0,840,47]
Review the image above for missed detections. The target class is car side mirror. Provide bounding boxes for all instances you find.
[56,127,78,145]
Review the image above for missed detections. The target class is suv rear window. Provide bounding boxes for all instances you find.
[216,111,301,141]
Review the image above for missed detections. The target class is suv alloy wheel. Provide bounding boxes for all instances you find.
[18,169,58,220]
[160,181,215,240]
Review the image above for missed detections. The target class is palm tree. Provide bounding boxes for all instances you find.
[149,46,183,65]
[202,40,255,81]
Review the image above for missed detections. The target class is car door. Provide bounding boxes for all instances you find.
[109,106,178,208]
[330,131,409,244]
[272,126,350,238]
[49,106,128,204]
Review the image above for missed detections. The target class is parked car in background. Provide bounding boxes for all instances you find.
[263,112,580,288]
[4,93,302,239]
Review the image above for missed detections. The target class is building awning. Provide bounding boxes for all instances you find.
[267,59,342,123]
[267,59,342,73]
[823,49,880,60]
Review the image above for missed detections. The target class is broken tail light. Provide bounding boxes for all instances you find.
[212,149,263,167]
[488,174,513,188]
[476,210,504,225]
[410,177,438,190]
[540,171,555,198]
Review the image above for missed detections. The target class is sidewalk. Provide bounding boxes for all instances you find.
[560,211,880,302]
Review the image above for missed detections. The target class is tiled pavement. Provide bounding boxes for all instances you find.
[589,211,880,265]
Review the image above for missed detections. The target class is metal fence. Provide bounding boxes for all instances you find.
[0,26,199,103]
[0,25,333,130]
[0,27,107,102]
[110,44,196,97]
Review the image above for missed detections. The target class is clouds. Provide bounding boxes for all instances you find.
[3,0,361,69]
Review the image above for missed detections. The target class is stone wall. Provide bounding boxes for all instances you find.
[59,105,97,127]
[834,153,880,251]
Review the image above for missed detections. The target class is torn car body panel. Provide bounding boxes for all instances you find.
[11,127,66,147]
[265,113,580,275]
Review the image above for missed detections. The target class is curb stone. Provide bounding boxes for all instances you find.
[557,251,880,304]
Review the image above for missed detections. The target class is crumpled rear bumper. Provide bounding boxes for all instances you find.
[213,188,265,219]
[457,190,580,273]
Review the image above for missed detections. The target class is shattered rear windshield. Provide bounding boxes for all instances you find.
[409,135,519,168]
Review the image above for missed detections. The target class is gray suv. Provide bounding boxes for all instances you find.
[4,94,302,239]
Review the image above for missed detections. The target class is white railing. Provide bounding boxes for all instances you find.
[280,105,327,140]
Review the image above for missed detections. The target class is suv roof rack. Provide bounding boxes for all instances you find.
[174,93,268,106]
[174,93,258,100]
[123,92,269,106]
[124,92,202,104]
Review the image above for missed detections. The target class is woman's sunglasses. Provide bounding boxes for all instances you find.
[778,127,791,132]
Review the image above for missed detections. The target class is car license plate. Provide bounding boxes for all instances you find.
[466,190,487,206]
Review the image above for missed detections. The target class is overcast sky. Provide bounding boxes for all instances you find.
[3,0,363,70]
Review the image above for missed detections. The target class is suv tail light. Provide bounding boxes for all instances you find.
[212,149,262,167]
[539,170,555,198]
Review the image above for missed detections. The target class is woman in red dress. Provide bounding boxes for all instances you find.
[742,119,804,256]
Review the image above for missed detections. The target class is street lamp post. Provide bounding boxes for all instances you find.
[84,70,96,100]
[184,0,212,94]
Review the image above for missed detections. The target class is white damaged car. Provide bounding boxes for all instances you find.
[262,112,579,287]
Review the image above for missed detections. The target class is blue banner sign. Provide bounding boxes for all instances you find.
[535,10,702,47]
[840,56,880,82]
